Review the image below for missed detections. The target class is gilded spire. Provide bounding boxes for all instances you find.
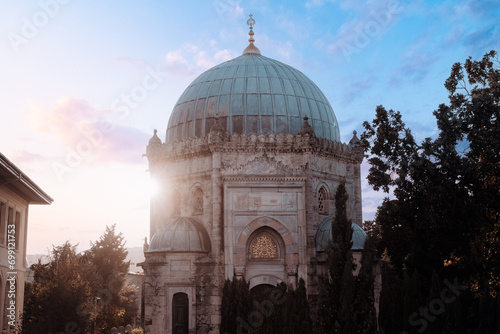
[243,14,261,55]
[248,14,255,43]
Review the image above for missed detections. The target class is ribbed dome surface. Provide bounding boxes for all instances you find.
[315,217,367,252]
[166,53,340,143]
[148,217,211,253]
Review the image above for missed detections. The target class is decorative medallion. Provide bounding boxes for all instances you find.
[251,233,278,259]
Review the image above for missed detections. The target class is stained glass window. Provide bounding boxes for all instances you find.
[251,233,278,259]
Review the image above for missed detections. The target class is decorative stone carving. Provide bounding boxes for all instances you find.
[251,233,278,259]
[147,130,363,165]
[222,154,297,176]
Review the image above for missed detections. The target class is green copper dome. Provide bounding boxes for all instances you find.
[315,217,367,252]
[166,53,340,143]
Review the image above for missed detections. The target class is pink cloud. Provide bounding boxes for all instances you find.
[29,98,149,166]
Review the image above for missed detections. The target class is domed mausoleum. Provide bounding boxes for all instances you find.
[140,16,378,334]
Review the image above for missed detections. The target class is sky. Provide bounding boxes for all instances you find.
[0,0,498,255]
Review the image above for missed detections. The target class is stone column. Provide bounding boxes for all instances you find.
[234,266,245,280]
[286,265,298,288]
[212,151,222,259]
[353,163,363,226]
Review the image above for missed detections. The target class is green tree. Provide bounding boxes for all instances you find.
[377,276,403,334]
[353,234,377,334]
[281,279,313,334]
[220,276,252,334]
[22,242,101,334]
[85,224,137,333]
[316,181,355,334]
[362,50,499,332]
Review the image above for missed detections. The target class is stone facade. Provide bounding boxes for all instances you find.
[140,122,365,333]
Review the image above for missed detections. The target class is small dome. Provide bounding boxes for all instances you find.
[165,53,340,143]
[148,217,211,253]
[315,217,367,252]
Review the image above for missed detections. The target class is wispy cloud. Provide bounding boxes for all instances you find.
[342,75,375,104]
[28,98,149,166]
[322,0,404,61]
[463,26,499,56]
[305,0,330,8]
[9,150,47,165]
[453,0,500,20]
[388,32,439,86]
[161,42,238,79]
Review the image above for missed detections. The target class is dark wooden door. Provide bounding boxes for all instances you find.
[172,293,188,334]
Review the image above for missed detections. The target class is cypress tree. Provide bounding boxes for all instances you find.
[294,278,313,333]
[316,181,355,333]
[378,276,403,334]
[282,279,313,334]
[220,276,252,334]
[443,294,463,334]
[354,234,377,334]
[426,270,445,334]
[475,282,495,334]
[402,270,424,333]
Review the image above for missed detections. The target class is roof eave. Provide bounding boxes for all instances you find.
[0,153,53,205]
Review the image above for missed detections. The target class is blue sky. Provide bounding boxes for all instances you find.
[0,0,498,254]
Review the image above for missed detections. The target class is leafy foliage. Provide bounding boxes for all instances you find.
[280,279,313,334]
[22,242,101,333]
[85,224,137,333]
[316,182,376,334]
[220,276,252,334]
[22,225,138,334]
[362,50,500,333]
[353,234,378,334]
[362,50,499,283]
[220,277,313,334]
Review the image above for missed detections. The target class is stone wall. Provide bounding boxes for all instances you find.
[143,128,364,333]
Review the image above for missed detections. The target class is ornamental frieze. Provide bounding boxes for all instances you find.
[221,154,299,176]
[146,131,363,164]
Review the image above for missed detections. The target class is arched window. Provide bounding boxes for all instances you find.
[172,293,188,334]
[192,188,203,214]
[318,187,328,214]
[250,232,278,259]
[172,190,181,216]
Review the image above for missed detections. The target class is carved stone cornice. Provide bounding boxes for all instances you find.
[146,132,364,164]
[222,176,307,183]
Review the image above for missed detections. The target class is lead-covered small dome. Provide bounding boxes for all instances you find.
[315,217,367,252]
[148,217,211,253]
[166,53,340,143]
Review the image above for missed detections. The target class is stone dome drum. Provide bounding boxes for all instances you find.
[147,217,211,253]
[165,53,340,143]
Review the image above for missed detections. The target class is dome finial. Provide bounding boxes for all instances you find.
[247,14,255,43]
[148,129,162,146]
[243,14,261,55]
